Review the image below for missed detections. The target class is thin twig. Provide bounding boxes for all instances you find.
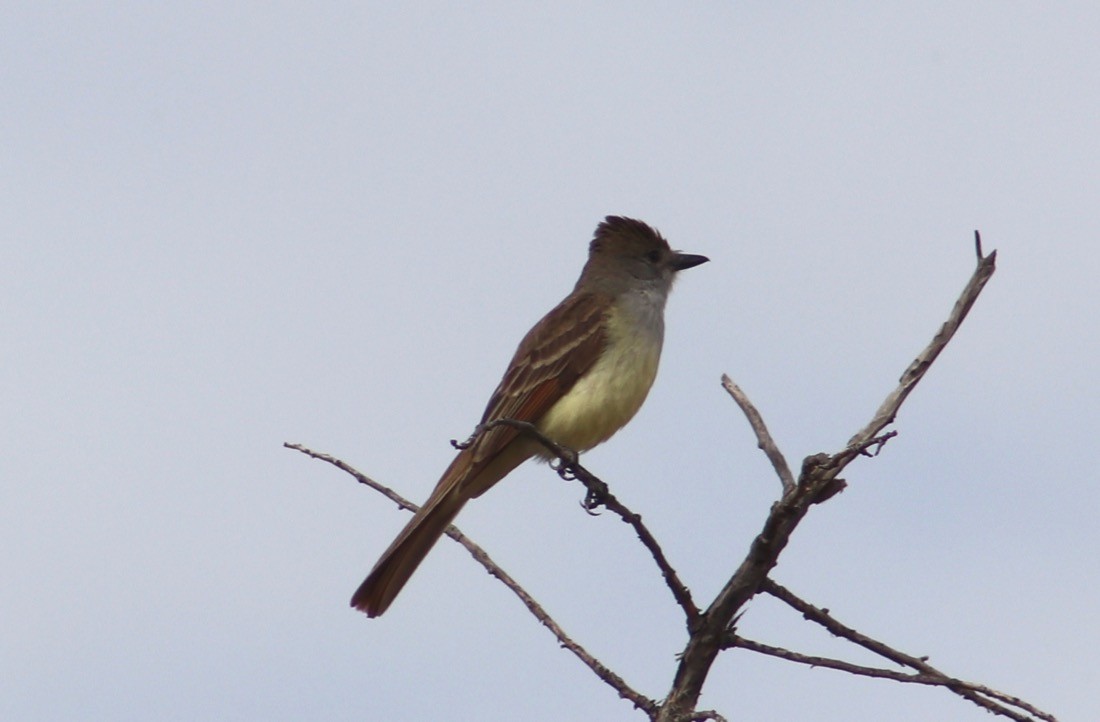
[459,526,657,716]
[727,634,1051,721]
[845,239,996,456]
[760,580,1056,722]
[284,441,657,716]
[284,442,416,512]
[470,419,702,625]
[727,633,942,682]
[720,374,795,494]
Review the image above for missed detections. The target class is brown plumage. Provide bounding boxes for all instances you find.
[350,292,607,615]
[350,216,707,616]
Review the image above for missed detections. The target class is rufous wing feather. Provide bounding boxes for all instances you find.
[351,291,609,615]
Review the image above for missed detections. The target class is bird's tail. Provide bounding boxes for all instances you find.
[350,459,470,617]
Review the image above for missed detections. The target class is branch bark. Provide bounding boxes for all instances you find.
[656,238,998,722]
[465,418,701,623]
[720,375,795,493]
[756,579,1056,722]
[284,441,658,716]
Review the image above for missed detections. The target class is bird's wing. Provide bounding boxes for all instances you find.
[462,290,609,485]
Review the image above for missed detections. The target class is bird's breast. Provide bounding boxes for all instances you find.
[536,301,664,453]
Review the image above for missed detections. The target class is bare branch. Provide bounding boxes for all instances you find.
[460,525,658,717]
[845,240,996,457]
[727,635,1046,722]
[284,441,657,716]
[760,580,1056,722]
[720,374,795,494]
[284,442,416,512]
[727,633,934,681]
[597,487,703,627]
[470,419,702,625]
[762,578,933,670]
[657,236,999,722]
[657,454,836,721]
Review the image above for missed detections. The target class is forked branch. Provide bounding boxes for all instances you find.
[656,234,1004,722]
[752,579,1056,722]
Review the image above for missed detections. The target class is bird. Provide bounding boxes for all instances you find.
[351,216,708,616]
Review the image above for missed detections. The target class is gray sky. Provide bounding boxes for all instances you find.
[3,4,1096,721]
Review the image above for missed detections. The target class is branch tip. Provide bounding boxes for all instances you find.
[288,440,656,714]
[721,374,796,493]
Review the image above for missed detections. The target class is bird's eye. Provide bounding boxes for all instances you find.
[646,250,661,263]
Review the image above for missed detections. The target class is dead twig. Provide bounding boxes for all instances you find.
[844,232,996,456]
[469,419,702,626]
[284,441,657,716]
[758,580,1056,722]
[721,374,795,494]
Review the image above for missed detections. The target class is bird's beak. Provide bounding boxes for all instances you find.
[670,252,709,271]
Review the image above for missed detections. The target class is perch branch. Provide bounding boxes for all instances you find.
[284,441,657,716]
[466,419,702,625]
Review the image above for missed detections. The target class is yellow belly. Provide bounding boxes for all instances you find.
[536,307,662,453]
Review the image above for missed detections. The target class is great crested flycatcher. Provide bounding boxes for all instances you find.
[351,216,708,616]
